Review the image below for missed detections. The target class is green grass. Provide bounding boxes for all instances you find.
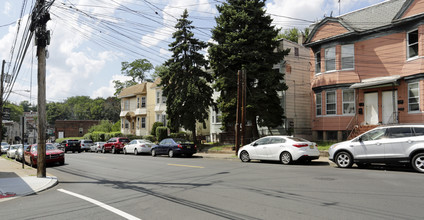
[1,153,13,161]
[208,145,233,151]
[316,141,337,151]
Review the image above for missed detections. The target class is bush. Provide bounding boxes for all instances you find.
[151,122,164,136]
[170,131,188,140]
[156,127,168,142]
[55,137,83,143]
[112,120,121,132]
[88,120,113,133]
[143,135,156,143]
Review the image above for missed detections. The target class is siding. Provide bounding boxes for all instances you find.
[402,0,424,19]
[310,21,349,43]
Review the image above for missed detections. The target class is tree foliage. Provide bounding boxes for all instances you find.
[121,59,153,83]
[276,27,310,43]
[160,9,213,144]
[209,0,289,134]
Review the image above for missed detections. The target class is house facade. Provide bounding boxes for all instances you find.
[305,0,424,141]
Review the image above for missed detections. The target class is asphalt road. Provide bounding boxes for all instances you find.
[1,152,424,220]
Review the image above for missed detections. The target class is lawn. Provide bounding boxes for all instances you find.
[316,141,337,151]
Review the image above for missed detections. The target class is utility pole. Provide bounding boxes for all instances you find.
[0,60,4,144]
[32,0,50,178]
[235,70,241,155]
[241,69,246,147]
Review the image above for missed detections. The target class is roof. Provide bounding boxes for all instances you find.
[150,77,161,89]
[349,75,402,89]
[306,0,410,45]
[118,82,148,98]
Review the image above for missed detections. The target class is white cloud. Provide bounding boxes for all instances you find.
[159,48,172,57]
[91,74,131,99]
[3,2,11,15]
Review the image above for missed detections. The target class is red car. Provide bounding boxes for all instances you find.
[102,137,130,154]
[24,143,65,167]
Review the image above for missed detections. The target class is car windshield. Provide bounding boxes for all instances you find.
[140,140,154,144]
[32,144,56,152]
[173,139,191,144]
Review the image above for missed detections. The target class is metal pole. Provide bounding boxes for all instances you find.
[21,116,24,169]
[0,60,4,143]
[241,69,246,146]
[235,70,241,155]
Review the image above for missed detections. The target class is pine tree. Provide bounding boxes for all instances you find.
[160,9,213,145]
[209,0,288,137]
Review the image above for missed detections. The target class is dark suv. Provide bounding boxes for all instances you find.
[60,139,81,153]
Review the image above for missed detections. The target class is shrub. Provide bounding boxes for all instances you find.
[111,120,121,132]
[170,131,188,139]
[151,122,164,136]
[143,135,156,143]
[156,126,168,142]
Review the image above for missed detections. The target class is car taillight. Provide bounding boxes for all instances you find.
[177,144,182,149]
[66,144,69,147]
[293,144,309,148]
[194,145,197,149]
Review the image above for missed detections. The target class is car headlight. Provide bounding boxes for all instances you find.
[329,144,338,150]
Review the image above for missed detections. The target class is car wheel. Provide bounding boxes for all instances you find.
[134,149,138,155]
[123,148,127,155]
[102,147,106,154]
[412,153,424,173]
[335,151,353,168]
[111,147,116,154]
[280,151,292,165]
[64,149,67,153]
[30,158,35,168]
[240,151,250,162]
[168,150,174,158]
[151,149,157,157]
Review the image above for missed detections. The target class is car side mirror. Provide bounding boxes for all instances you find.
[358,137,363,142]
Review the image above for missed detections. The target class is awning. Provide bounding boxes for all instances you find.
[349,75,402,89]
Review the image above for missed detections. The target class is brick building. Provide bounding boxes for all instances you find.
[55,120,101,139]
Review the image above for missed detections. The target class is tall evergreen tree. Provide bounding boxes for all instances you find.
[209,0,289,137]
[160,9,213,145]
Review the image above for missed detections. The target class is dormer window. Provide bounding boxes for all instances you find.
[315,51,321,74]
[407,30,418,59]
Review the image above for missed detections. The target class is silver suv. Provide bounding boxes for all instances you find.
[329,125,424,173]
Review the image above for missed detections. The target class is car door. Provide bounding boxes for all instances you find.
[157,139,168,154]
[385,127,414,161]
[265,137,286,160]
[251,137,272,159]
[127,140,134,153]
[353,128,387,162]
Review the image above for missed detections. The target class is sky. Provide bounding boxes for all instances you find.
[0,0,386,105]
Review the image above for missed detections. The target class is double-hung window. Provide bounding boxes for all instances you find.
[408,82,420,112]
[141,117,146,128]
[316,93,322,116]
[342,90,355,115]
[407,30,418,59]
[141,97,146,108]
[325,47,336,72]
[124,100,130,110]
[326,91,336,115]
[341,44,354,69]
[315,51,321,74]
[156,92,161,104]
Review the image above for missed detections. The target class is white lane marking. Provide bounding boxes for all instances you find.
[57,189,141,220]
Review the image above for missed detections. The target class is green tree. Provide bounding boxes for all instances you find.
[103,97,121,122]
[152,65,169,81]
[276,27,310,43]
[90,98,106,120]
[113,80,137,96]
[160,9,213,145]
[46,102,71,125]
[65,96,92,120]
[4,102,23,122]
[19,100,35,112]
[121,59,153,83]
[209,0,289,137]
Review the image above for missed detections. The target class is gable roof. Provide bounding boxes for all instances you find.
[118,83,148,98]
[306,0,409,45]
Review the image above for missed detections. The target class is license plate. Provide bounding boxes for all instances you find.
[187,146,191,149]
[309,145,314,149]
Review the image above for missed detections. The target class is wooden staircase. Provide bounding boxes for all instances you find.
[347,125,380,140]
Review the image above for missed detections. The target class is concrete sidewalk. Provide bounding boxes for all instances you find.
[0,157,58,202]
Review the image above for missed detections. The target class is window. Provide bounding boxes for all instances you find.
[141,97,146,108]
[254,137,271,145]
[294,47,299,57]
[124,100,130,110]
[387,127,413,138]
[124,120,129,129]
[161,114,166,125]
[413,127,424,136]
[137,97,140,109]
[136,117,140,129]
[326,91,336,115]
[156,91,161,104]
[162,96,167,104]
[156,114,161,122]
[316,93,322,116]
[141,117,146,128]
[408,82,419,112]
[341,44,354,69]
[407,30,418,59]
[315,51,321,74]
[342,90,355,115]
[359,128,387,141]
[325,47,336,72]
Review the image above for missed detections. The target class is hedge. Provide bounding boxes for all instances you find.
[156,127,168,142]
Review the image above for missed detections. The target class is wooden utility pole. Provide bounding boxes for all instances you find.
[241,69,246,146]
[0,60,4,143]
[33,0,50,178]
[235,70,241,155]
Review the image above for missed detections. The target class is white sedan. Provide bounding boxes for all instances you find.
[238,136,320,164]
[123,139,155,155]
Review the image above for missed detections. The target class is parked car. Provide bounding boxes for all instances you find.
[124,139,155,155]
[60,139,81,153]
[24,143,65,167]
[151,138,197,157]
[102,137,130,154]
[91,142,106,153]
[1,142,10,154]
[6,144,20,159]
[329,125,424,173]
[15,145,28,162]
[238,136,320,164]
[79,139,94,152]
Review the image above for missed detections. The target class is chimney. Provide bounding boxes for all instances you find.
[298,34,304,45]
